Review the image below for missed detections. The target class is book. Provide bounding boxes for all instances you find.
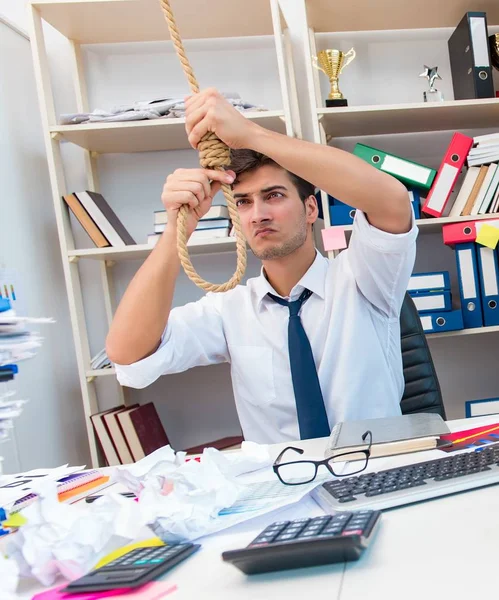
[154,205,230,225]
[461,164,488,216]
[74,191,135,247]
[90,406,126,466]
[154,218,230,234]
[147,226,230,246]
[470,163,497,215]
[116,403,169,461]
[104,405,138,464]
[62,193,110,248]
[448,167,479,217]
[324,413,450,460]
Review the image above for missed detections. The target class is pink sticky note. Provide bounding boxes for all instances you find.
[32,581,177,600]
[322,227,347,251]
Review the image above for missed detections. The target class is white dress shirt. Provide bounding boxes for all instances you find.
[115,210,418,444]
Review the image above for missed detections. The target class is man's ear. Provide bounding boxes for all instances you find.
[305,194,319,223]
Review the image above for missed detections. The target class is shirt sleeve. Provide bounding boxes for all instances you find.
[345,209,418,319]
[114,292,229,389]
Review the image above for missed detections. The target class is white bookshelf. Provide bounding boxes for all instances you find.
[299,5,499,347]
[28,0,300,467]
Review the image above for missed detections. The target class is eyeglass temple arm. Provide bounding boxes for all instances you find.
[274,446,304,465]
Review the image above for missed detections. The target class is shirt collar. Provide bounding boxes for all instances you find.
[253,251,328,309]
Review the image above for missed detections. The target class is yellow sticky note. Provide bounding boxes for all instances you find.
[476,223,499,249]
[2,513,27,528]
[94,537,165,569]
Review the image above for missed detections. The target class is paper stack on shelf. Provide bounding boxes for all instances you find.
[90,348,112,370]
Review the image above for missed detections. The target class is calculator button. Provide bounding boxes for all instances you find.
[275,533,298,541]
[341,529,363,536]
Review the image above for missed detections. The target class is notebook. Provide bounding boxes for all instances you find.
[324,413,451,460]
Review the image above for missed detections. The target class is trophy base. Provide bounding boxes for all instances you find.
[326,98,348,107]
[423,89,444,103]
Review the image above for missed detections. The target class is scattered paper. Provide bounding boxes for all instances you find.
[6,479,145,587]
[476,223,499,249]
[322,226,348,251]
[0,551,20,599]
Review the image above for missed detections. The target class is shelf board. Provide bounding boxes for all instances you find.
[51,111,286,153]
[32,0,276,43]
[68,236,238,261]
[335,213,499,236]
[427,324,499,339]
[306,0,499,32]
[318,99,499,138]
[86,368,115,378]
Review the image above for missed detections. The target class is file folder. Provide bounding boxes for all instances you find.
[411,291,452,313]
[408,271,451,294]
[408,188,421,219]
[443,221,477,246]
[419,309,464,334]
[448,12,495,100]
[353,144,436,192]
[329,204,357,226]
[465,397,499,418]
[455,242,483,328]
[422,132,474,217]
[476,244,499,326]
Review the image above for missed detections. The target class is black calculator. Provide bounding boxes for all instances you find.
[63,543,200,593]
[222,510,381,575]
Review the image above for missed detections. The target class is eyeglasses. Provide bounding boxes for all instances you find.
[273,430,373,485]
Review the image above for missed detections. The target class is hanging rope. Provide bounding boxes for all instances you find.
[158,0,247,292]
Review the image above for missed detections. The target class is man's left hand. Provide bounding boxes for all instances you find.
[184,88,259,151]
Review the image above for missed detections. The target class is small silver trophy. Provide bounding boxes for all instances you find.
[419,65,444,102]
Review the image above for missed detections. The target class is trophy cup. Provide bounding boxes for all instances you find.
[490,33,499,71]
[313,48,356,107]
[419,65,444,102]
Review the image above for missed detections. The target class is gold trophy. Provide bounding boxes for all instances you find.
[313,48,356,107]
[490,33,499,71]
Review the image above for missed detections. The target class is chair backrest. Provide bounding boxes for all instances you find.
[399,293,446,419]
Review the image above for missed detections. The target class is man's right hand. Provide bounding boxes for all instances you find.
[161,168,235,236]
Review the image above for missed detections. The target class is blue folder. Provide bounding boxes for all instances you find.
[455,242,484,329]
[476,245,499,327]
[408,271,451,294]
[411,290,452,313]
[419,308,464,333]
[329,198,420,226]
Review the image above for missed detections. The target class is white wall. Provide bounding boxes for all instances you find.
[0,17,88,472]
[1,1,499,471]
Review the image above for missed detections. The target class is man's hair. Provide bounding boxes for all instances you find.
[227,149,315,203]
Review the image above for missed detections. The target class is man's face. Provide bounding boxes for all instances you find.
[232,165,317,261]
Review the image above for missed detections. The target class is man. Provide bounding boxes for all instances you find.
[106,88,417,444]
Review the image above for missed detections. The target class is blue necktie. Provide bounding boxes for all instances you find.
[268,289,330,440]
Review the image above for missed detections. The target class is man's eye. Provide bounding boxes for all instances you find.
[268,192,283,199]
[236,199,248,207]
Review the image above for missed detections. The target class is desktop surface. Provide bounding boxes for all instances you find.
[12,415,499,599]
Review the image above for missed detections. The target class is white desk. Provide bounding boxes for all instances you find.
[13,415,499,599]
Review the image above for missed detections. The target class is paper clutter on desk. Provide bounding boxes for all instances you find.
[113,442,272,543]
[5,479,144,587]
[0,551,20,599]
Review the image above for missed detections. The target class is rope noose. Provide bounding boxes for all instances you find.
[158,0,247,292]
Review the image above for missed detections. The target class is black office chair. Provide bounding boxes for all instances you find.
[399,293,446,419]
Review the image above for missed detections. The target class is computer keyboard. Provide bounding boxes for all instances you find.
[312,443,499,512]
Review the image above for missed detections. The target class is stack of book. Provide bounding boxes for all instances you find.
[407,271,464,334]
[91,402,170,466]
[91,402,244,466]
[62,191,136,248]
[148,204,231,246]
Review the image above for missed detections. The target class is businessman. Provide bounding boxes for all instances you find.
[106,88,417,444]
